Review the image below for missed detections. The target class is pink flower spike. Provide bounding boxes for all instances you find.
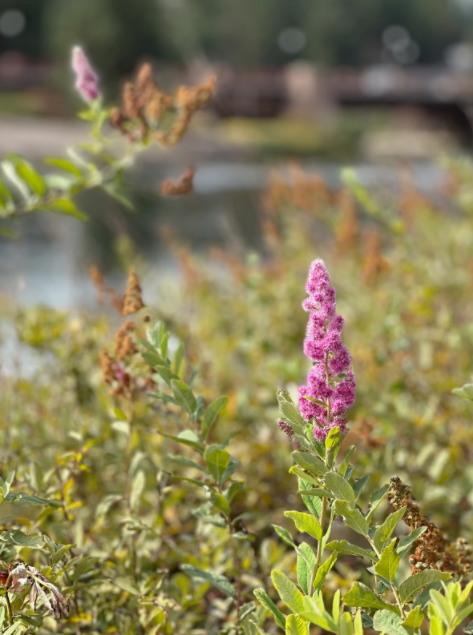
[72,46,99,102]
[298,259,356,439]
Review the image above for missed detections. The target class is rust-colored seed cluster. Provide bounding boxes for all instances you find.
[96,270,149,398]
[160,167,195,196]
[388,476,472,576]
[110,62,216,147]
[122,269,145,316]
[114,320,136,360]
[261,167,333,216]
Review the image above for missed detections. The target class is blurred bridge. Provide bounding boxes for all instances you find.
[214,64,473,144]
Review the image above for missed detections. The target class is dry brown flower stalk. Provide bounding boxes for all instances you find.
[89,265,123,313]
[335,190,359,253]
[111,63,215,147]
[362,230,389,284]
[114,320,136,359]
[160,167,195,196]
[122,269,145,316]
[388,476,472,576]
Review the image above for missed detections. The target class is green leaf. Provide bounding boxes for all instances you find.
[15,161,46,195]
[2,160,29,199]
[292,452,327,477]
[157,429,204,453]
[72,556,97,582]
[51,544,74,566]
[333,500,369,536]
[354,610,363,635]
[397,527,428,557]
[325,540,376,561]
[130,470,145,512]
[402,606,425,629]
[373,507,407,552]
[0,530,43,548]
[339,446,356,477]
[168,455,207,473]
[204,446,230,484]
[254,588,286,629]
[298,488,331,497]
[286,614,308,635]
[430,589,454,626]
[202,397,229,441]
[290,466,321,487]
[299,479,323,518]
[182,564,236,598]
[339,612,354,635]
[344,582,398,613]
[399,571,451,604]
[284,511,322,541]
[171,379,197,416]
[367,484,390,523]
[210,492,230,516]
[373,610,409,635]
[452,384,473,401]
[353,476,369,500]
[313,552,337,592]
[375,541,400,583]
[452,604,473,630]
[271,570,304,613]
[4,492,59,508]
[273,524,297,549]
[325,472,356,507]
[152,365,178,386]
[325,426,341,450]
[46,198,88,220]
[45,157,83,177]
[142,350,168,368]
[302,396,328,408]
[297,543,316,595]
[278,390,305,432]
[115,576,140,595]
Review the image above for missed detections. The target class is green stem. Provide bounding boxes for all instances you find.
[309,497,327,596]
[5,590,13,626]
[325,354,331,427]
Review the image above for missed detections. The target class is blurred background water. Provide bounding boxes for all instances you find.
[1,0,473,307]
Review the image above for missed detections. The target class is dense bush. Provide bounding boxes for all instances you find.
[1,49,473,635]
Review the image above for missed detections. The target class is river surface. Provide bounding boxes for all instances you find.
[0,159,447,309]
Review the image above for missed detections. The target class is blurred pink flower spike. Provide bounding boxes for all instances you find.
[72,46,99,102]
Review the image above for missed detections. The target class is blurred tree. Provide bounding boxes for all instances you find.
[44,0,177,98]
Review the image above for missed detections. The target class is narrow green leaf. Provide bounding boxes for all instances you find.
[452,383,473,401]
[271,570,304,614]
[367,484,390,523]
[353,476,369,500]
[202,396,229,441]
[325,540,376,561]
[273,524,297,549]
[373,507,407,552]
[45,157,83,177]
[157,429,204,453]
[313,552,337,592]
[171,379,197,416]
[182,564,236,598]
[289,466,321,486]
[298,488,331,497]
[297,543,316,595]
[396,526,427,557]
[254,588,286,629]
[47,198,88,220]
